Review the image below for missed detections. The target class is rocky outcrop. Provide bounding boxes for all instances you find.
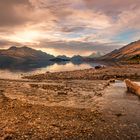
[125,79,140,97]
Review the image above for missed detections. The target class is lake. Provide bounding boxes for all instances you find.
[0,61,113,79]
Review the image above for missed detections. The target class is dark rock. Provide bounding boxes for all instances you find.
[57,91,67,95]
[95,65,102,70]
[115,113,125,117]
[4,135,13,140]
[0,89,4,93]
[109,79,115,83]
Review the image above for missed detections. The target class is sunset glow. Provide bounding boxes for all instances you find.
[0,0,140,56]
[8,30,40,43]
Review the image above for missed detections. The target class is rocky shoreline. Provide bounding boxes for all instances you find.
[0,65,140,139]
[23,65,140,81]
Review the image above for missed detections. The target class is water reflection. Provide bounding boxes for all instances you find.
[0,61,112,79]
[0,62,92,79]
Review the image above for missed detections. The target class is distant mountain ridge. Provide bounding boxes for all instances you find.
[88,52,102,58]
[71,55,84,61]
[57,55,70,60]
[0,46,89,68]
[50,55,70,62]
[0,46,55,66]
[0,46,54,61]
[100,40,140,61]
[1,40,140,66]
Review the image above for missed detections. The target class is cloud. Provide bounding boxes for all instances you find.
[0,39,23,49]
[83,0,140,16]
[37,40,122,56]
[0,0,140,55]
[0,0,33,27]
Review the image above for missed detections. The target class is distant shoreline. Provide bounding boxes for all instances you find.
[23,64,140,81]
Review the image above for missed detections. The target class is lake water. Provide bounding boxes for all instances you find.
[0,61,113,79]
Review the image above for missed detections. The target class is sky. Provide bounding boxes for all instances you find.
[0,0,140,56]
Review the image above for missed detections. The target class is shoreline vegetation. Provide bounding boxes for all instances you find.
[0,64,140,139]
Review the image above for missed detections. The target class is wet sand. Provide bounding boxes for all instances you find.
[0,66,140,139]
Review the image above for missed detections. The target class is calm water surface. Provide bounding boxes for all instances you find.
[0,62,111,79]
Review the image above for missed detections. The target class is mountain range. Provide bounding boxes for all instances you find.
[0,46,54,65]
[0,46,59,71]
[88,52,102,58]
[0,40,140,66]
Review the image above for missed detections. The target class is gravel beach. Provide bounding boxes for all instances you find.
[0,66,140,139]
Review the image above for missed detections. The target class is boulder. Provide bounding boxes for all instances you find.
[95,65,102,70]
[125,79,140,97]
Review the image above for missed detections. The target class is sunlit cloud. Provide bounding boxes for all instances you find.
[6,30,40,43]
[0,0,140,55]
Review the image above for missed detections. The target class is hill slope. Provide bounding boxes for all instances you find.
[0,46,54,64]
[101,40,140,61]
[0,46,54,67]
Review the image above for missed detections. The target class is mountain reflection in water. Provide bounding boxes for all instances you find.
[0,61,114,79]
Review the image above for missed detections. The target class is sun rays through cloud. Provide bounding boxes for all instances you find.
[0,0,140,55]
